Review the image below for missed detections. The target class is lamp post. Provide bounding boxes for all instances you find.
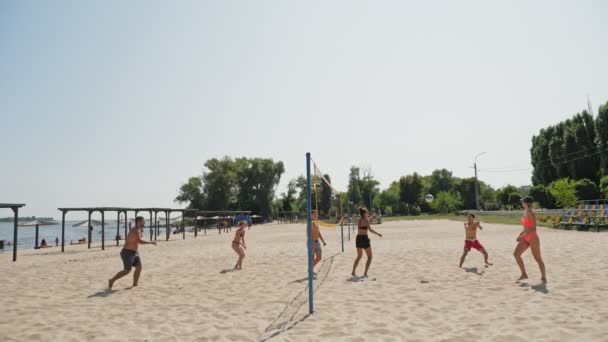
[474,152,486,210]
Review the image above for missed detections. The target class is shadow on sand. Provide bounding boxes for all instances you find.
[464,267,484,276]
[87,290,115,298]
[220,268,237,274]
[259,314,312,341]
[518,282,549,294]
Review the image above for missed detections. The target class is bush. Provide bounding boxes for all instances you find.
[529,185,556,209]
[384,206,393,217]
[548,178,578,208]
[431,191,463,213]
[574,178,601,200]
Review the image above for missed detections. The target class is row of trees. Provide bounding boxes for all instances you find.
[279,168,535,216]
[531,102,608,185]
[529,176,608,209]
[175,157,284,219]
[528,101,608,208]
[179,104,608,220]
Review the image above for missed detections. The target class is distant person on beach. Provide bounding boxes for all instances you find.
[514,197,547,283]
[351,207,382,278]
[311,210,326,274]
[108,216,157,290]
[55,237,59,247]
[459,213,491,268]
[232,220,247,270]
[40,239,48,248]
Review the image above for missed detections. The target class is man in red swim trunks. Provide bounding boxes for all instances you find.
[459,213,491,268]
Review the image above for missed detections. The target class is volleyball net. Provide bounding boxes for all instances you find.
[305,153,347,315]
[311,159,344,228]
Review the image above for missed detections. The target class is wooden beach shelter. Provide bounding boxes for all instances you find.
[18,220,58,249]
[58,207,134,252]
[72,219,109,248]
[1,203,25,262]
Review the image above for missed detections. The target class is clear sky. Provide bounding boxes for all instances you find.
[1,0,607,219]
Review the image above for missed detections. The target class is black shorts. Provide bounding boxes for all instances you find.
[355,235,371,249]
[120,248,141,271]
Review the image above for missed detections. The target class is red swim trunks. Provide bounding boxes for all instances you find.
[464,239,484,250]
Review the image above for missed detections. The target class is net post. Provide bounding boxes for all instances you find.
[306,152,314,314]
[348,202,351,241]
[340,220,344,253]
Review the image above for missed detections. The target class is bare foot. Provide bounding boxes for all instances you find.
[351,273,357,277]
[132,283,138,287]
[517,274,528,281]
[108,279,114,291]
[485,262,493,266]
[541,277,547,283]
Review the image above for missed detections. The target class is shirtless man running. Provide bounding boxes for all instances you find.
[108,216,157,290]
[311,210,327,274]
[459,213,491,268]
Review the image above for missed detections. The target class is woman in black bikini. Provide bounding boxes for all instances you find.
[351,207,382,278]
[232,221,247,270]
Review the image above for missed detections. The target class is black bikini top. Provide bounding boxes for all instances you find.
[358,219,369,230]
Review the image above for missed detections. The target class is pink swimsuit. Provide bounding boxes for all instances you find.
[520,217,537,243]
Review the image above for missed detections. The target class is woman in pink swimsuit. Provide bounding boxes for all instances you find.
[513,196,547,282]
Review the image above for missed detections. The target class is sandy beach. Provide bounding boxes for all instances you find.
[1,220,607,341]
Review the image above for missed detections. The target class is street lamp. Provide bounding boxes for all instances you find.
[474,152,486,210]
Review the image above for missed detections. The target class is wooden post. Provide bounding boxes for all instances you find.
[124,211,128,241]
[87,211,92,249]
[149,211,153,241]
[116,211,120,246]
[35,224,39,249]
[101,211,105,250]
[12,207,18,262]
[166,211,170,241]
[182,212,186,240]
[154,212,158,240]
[61,210,66,253]
[194,216,198,238]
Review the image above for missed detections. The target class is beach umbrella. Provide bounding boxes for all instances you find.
[18,220,58,248]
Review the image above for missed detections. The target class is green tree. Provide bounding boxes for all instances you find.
[458,178,477,210]
[347,166,364,206]
[177,157,284,219]
[201,157,239,211]
[600,176,608,198]
[508,193,522,209]
[175,176,203,208]
[429,169,455,195]
[479,183,498,210]
[281,180,298,212]
[548,178,578,208]
[399,172,423,205]
[235,158,285,219]
[319,174,333,218]
[496,185,518,207]
[574,178,600,200]
[431,191,463,213]
[378,182,400,214]
[596,102,608,177]
[359,168,380,210]
[531,127,558,185]
[529,185,556,209]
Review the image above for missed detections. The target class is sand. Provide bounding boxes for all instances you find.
[1,220,607,341]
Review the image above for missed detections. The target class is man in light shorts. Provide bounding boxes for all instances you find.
[311,210,327,273]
